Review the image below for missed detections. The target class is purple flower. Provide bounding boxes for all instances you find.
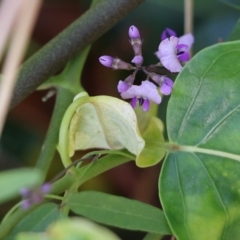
[150,73,174,95]
[20,183,51,209]
[128,25,143,65]
[99,55,134,70]
[161,28,177,40]
[121,80,161,111]
[160,77,174,95]
[117,74,135,93]
[156,32,194,73]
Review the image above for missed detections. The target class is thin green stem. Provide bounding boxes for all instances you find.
[60,183,79,216]
[1,201,23,225]
[44,194,64,201]
[179,145,240,162]
[35,87,74,179]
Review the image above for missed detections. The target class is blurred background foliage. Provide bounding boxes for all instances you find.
[0,0,239,239]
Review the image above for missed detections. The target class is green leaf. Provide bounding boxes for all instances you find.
[67,191,172,235]
[220,0,240,9]
[160,40,240,239]
[228,18,240,41]
[0,168,42,204]
[4,203,62,240]
[16,217,120,240]
[136,117,166,167]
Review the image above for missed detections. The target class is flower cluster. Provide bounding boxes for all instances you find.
[99,26,194,111]
[19,183,51,209]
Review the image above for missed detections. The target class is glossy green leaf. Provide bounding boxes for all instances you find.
[67,191,171,235]
[0,168,42,204]
[220,0,240,9]
[160,40,240,239]
[5,203,62,240]
[228,18,240,40]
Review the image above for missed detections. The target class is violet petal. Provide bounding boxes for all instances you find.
[141,81,162,104]
[21,200,31,210]
[178,52,190,61]
[157,36,182,73]
[142,99,150,111]
[131,97,137,108]
[176,44,188,51]
[179,33,194,48]
[121,81,161,104]
[161,28,177,40]
[117,80,130,93]
[19,188,30,197]
[163,77,174,88]
[160,84,172,95]
[41,183,51,194]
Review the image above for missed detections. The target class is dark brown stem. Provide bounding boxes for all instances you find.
[10,0,145,109]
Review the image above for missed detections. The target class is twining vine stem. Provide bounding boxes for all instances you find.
[10,0,145,109]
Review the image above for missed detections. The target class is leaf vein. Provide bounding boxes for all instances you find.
[193,152,229,240]
[197,103,240,146]
[70,203,161,222]
[175,156,192,240]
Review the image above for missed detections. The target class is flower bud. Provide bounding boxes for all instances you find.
[128,25,142,56]
[99,55,114,68]
[129,25,141,39]
[99,56,134,70]
[20,183,51,209]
